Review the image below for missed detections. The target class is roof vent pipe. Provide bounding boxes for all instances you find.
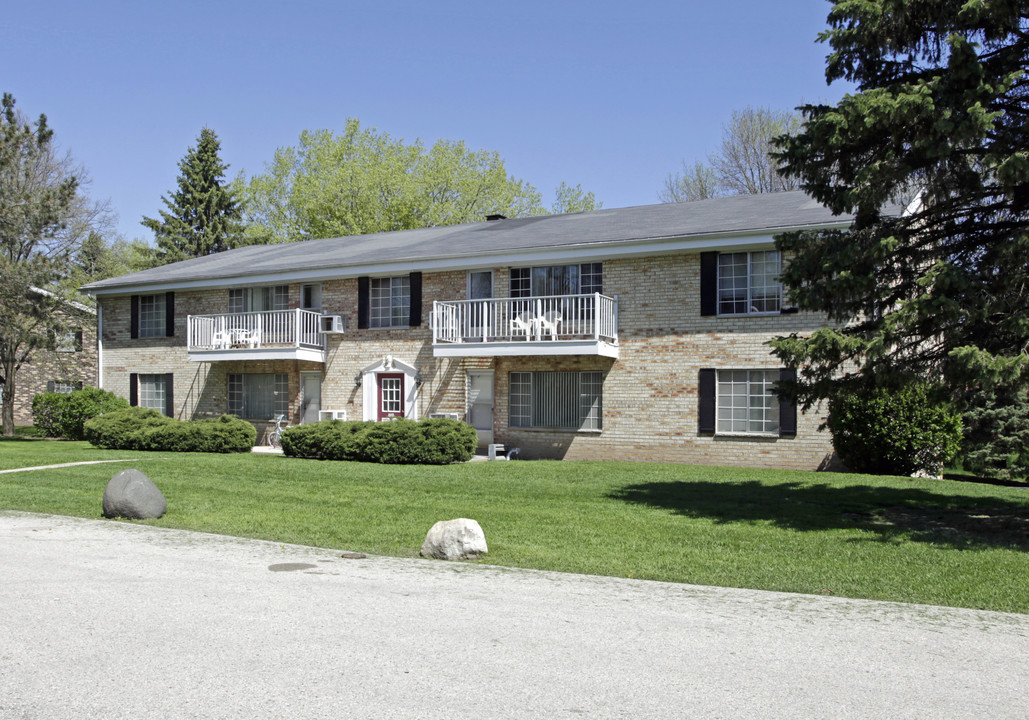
[486,214,506,222]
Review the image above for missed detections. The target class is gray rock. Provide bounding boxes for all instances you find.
[420,518,487,560]
[102,469,167,519]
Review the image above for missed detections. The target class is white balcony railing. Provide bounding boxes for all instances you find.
[187,309,324,352]
[432,293,618,346]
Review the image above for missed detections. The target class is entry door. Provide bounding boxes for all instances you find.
[378,373,405,420]
[467,371,494,447]
[468,271,493,340]
[300,372,321,423]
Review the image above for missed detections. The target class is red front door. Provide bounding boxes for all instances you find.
[377,374,405,420]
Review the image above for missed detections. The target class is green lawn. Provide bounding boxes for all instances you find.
[2,437,1027,613]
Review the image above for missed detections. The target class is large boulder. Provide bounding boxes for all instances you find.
[420,518,488,561]
[102,469,167,519]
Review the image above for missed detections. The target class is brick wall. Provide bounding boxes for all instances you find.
[97,250,836,469]
[8,308,98,425]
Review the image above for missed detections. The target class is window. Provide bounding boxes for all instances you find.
[49,381,79,394]
[228,285,289,314]
[139,294,166,337]
[509,371,602,431]
[55,329,82,353]
[228,373,288,419]
[716,370,779,435]
[370,276,410,328]
[138,374,168,413]
[510,263,602,297]
[301,283,322,311]
[716,251,782,314]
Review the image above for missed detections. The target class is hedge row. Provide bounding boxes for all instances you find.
[32,387,129,440]
[84,407,256,453]
[280,417,477,464]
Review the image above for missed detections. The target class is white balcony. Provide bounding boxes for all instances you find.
[432,293,619,358]
[187,309,327,363]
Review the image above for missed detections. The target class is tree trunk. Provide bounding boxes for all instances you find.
[2,372,15,436]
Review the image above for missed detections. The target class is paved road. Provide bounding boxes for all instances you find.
[1,511,1026,719]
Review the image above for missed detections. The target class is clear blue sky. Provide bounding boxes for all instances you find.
[3,0,850,244]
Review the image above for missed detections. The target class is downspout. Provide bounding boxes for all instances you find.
[95,299,103,389]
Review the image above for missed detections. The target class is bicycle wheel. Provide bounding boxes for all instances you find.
[267,430,280,448]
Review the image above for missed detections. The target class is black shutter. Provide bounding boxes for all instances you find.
[130,296,140,338]
[165,373,174,417]
[46,381,55,392]
[700,252,718,316]
[698,368,716,434]
[778,369,798,437]
[357,277,369,329]
[165,292,175,337]
[74,330,83,352]
[75,381,84,390]
[409,272,422,326]
[129,373,138,406]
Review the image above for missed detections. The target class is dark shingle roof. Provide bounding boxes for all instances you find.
[82,191,855,293]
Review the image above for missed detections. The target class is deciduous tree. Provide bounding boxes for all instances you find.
[0,93,80,434]
[661,107,802,202]
[238,119,554,242]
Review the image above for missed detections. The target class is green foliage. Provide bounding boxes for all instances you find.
[949,346,1029,480]
[0,93,81,436]
[552,182,602,214]
[280,417,477,464]
[661,107,802,202]
[827,383,963,477]
[238,119,562,242]
[31,386,128,440]
[141,128,249,265]
[84,407,255,453]
[770,1,1029,408]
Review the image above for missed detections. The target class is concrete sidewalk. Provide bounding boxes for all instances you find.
[1,511,1026,719]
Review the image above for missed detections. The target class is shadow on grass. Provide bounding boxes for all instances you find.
[609,480,1029,551]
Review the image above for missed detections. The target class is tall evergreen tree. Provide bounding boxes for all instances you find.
[769,1,1029,477]
[142,128,247,264]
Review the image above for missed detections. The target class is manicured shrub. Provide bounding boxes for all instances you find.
[147,415,257,453]
[827,383,962,476]
[281,417,477,464]
[84,408,255,453]
[32,386,129,440]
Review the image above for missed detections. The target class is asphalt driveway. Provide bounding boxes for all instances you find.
[1,511,1026,719]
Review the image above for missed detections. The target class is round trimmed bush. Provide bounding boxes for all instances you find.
[32,386,129,440]
[84,408,256,453]
[827,383,962,476]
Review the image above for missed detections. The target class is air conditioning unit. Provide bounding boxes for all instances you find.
[319,315,345,334]
[429,412,461,420]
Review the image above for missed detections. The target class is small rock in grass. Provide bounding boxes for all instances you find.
[102,469,167,519]
[421,518,487,561]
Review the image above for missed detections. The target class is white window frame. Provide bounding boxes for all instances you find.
[138,294,166,338]
[716,370,779,436]
[55,329,81,353]
[717,250,782,315]
[509,263,602,298]
[509,371,602,431]
[137,374,168,413]
[369,276,410,328]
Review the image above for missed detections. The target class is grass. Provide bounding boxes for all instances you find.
[2,437,1028,613]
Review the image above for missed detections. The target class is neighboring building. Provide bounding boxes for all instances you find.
[81,191,862,469]
[4,292,98,425]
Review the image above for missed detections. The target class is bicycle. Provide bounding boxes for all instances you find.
[267,414,290,448]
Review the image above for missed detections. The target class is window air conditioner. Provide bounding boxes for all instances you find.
[319,315,345,334]
[429,412,461,420]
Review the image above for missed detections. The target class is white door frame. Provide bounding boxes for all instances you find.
[467,370,494,447]
[300,371,322,424]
